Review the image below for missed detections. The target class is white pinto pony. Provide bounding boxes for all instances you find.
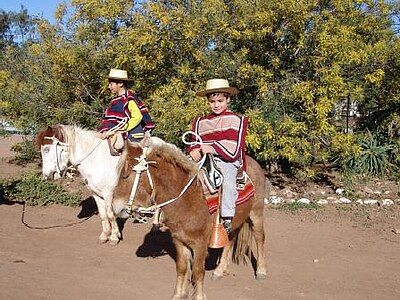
[36,124,123,245]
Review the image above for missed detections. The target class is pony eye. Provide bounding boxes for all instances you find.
[42,146,50,153]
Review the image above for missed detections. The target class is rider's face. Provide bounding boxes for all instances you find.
[207,93,230,115]
[108,80,125,96]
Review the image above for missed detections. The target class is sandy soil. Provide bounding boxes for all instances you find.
[1,135,400,300]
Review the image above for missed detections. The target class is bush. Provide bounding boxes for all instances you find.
[10,138,39,164]
[333,130,394,178]
[351,131,392,177]
[0,171,81,207]
[387,140,400,180]
[276,202,321,214]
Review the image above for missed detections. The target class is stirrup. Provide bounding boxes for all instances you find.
[201,153,223,193]
[222,219,232,235]
[236,169,246,190]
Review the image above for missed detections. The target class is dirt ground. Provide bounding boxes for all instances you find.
[1,135,400,300]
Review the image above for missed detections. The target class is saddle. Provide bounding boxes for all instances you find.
[198,155,255,214]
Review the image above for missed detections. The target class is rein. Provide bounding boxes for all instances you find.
[71,139,104,168]
[21,201,92,230]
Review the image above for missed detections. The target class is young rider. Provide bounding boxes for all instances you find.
[188,79,248,234]
[98,68,155,148]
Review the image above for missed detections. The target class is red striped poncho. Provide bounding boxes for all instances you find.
[188,110,248,169]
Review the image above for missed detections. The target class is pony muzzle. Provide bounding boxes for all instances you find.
[129,206,155,224]
[42,170,61,180]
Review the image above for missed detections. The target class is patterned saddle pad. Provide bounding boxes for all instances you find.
[200,172,255,214]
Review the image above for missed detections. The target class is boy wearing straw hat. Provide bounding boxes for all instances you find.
[98,69,155,151]
[188,79,248,234]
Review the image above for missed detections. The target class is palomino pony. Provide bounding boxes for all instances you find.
[112,137,269,300]
[36,124,123,245]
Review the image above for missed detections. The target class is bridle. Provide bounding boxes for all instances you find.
[43,136,70,178]
[43,135,104,178]
[128,132,207,222]
[125,146,156,216]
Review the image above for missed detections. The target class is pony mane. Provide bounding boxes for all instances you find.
[116,137,198,178]
[35,125,65,149]
[148,140,198,175]
[115,141,141,178]
[35,124,100,151]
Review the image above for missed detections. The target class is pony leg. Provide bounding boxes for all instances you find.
[93,195,111,243]
[151,208,162,232]
[172,240,191,300]
[191,243,208,300]
[106,196,121,246]
[251,215,267,279]
[211,240,234,280]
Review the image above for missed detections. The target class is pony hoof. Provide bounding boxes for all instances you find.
[108,238,120,246]
[98,232,109,244]
[98,237,108,244]
[256,272,267,280]
[108,237,119,246]
[210,273,223,281]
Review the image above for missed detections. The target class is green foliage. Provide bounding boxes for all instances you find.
[150,78,209,146]
[388,141,400,180]
[355,131,393,176]
[10,138,38,164]
[0,0,399,179]
[276,202,322,214]
[245,108,276,161]
[330,133,362,171]
[0,171,81,207]
[0,7,39,49]
[341,131,393,177]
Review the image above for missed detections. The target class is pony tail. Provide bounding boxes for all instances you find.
[232,220,253,265]
[265,178,272,199]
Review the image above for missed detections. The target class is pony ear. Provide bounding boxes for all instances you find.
[35,125,54,149]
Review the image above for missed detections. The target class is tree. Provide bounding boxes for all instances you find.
[0,10,13,50]
[1,0,399,178]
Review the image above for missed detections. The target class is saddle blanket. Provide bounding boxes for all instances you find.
[201,174,255,214]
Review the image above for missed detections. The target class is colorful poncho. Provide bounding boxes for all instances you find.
[99,90,155,140]
[188,110,248,169]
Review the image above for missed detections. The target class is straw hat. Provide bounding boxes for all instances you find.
[196,79,239,97]
[108,68,132,81]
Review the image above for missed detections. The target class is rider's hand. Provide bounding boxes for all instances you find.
[189,148,202,162]
[100,131,113,139]
[200,144,214,154]
[99,132,108,140]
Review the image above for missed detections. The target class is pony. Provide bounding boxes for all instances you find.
[36,124,124,245]
[112,136,269,300]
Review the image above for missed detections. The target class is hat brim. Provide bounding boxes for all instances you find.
[108,77,133,81]
[196,87,239,97]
